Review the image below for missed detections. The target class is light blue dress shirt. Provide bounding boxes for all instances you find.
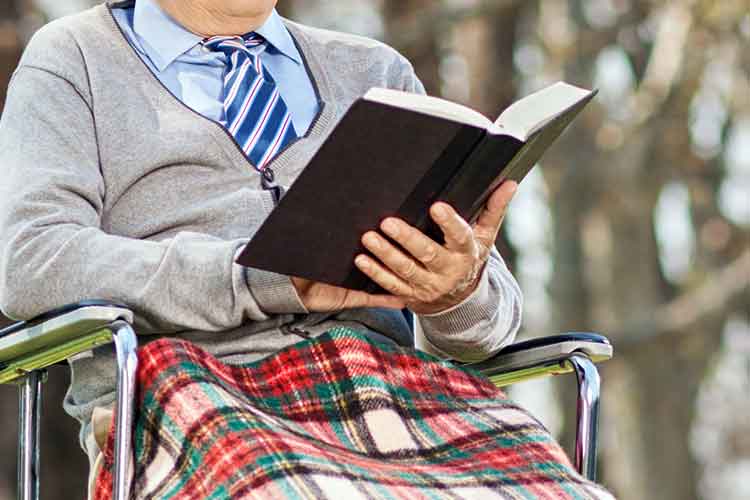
[111,0,319,135]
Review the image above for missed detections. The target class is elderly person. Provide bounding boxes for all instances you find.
[0,1,610,498]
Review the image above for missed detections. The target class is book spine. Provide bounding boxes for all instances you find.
[432,135,525,236]
[394,125,487,242]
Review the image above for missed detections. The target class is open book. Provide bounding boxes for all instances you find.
[237,82,597,291]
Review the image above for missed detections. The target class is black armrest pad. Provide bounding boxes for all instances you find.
[495,333,610,356]
[465,332,612,376]
[0,300,128,339]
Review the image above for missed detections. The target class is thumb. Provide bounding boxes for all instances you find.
[473,181,517,244]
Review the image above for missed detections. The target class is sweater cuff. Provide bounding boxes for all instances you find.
[416,265,494,335]
[244,267,308,315]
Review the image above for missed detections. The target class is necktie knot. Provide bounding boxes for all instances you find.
[203,33,266,56]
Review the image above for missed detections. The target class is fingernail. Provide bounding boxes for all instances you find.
[432,204,447,219]
[382,219,399,237]
[364,232,380,250]
[355,255,369,269]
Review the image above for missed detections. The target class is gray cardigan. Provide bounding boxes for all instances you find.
[0,1,522,449]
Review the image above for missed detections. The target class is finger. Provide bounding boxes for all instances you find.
[361,231,432,284]
[380,218,448,270]
[473,181,517,243]
[429,202,474,253]
[343,289,406,310]
[355,254,416,299]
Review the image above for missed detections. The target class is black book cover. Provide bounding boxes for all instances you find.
[237,99,488,290]
[236,90,591,291]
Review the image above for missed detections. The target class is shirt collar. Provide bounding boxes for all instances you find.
[133,0,302,72]
[133,0,201,72]
[254,10,303,65]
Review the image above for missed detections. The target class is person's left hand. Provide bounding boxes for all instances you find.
[355,181,518,315]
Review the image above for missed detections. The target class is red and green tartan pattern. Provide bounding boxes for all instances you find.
[94,328,613,499]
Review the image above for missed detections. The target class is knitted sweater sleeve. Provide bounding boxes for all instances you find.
[391,56,523,363]
[0,25,305,333]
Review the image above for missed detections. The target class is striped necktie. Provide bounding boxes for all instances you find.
[203,34,298,171]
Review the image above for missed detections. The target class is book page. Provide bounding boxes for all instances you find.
[490,82,595,140]
[364,88,493,130]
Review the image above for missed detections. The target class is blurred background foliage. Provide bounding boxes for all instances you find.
[1,0,748,498]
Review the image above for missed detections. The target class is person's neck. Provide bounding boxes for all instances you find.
[156,0,272,37]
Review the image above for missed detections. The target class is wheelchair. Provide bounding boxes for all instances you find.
[0,300,612,500]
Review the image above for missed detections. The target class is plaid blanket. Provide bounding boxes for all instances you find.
[94,328,613,499]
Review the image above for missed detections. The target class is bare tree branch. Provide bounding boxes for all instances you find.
[617,248,750,348]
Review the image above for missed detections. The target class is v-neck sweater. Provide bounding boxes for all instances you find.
[0,1,522,454]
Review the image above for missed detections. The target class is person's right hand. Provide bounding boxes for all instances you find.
[290,277,406,312]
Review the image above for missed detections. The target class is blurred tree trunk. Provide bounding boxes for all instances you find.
[381,0,441,95]
[456,2,523,262]
[0,0,21,111]
[544,1,733,498]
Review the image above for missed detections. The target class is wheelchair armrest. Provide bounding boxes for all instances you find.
[464,333,613,386]
[0,300,133,367]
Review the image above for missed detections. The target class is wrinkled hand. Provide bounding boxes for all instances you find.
[290,276,405,312]
[354,181,517,315]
